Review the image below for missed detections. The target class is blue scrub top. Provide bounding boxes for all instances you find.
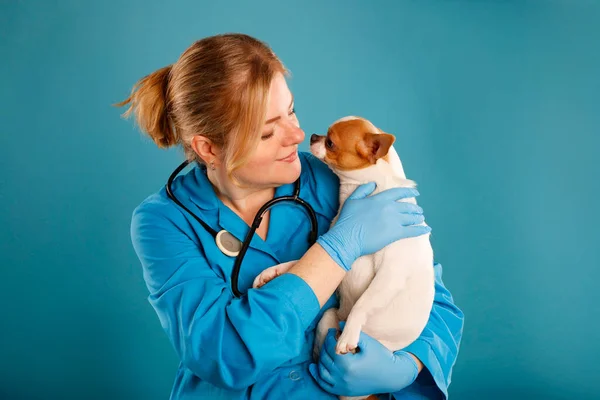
[131,152,464,399]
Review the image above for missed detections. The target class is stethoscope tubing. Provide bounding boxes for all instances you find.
[165,160,318,297]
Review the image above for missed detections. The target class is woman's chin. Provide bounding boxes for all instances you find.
[238,159,301,187]
[280,159,302,183]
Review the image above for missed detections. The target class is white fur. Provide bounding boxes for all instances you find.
[321,144,434,350]
[332,115,360,124]
[315,123,434,400]
[311,142,327,159]
[254,122,435,400]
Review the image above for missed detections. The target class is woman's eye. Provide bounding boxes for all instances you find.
[261,132,274,140]
[262,109,297,140]
[325,138,334,149]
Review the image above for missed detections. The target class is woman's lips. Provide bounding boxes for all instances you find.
[278,150,297,163]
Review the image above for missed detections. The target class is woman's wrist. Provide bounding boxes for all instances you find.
[316,230,357,271]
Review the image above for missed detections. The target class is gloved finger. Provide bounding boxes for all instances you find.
[317,358,337,386]
[324,330,356,369]
[398,225,432,237]
[356,330,393,358]
[309,363,335,391]
[338,321,346,330]
[318,345,341,378]
[396,213,425,226]
[323,328,340,358]
[394,202,424,215]
[371,187,419,202]
[347,182,376,200]
[355,331,369,350]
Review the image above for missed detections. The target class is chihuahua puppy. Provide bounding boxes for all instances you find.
[253,116,434,400]
[312,116,435,400]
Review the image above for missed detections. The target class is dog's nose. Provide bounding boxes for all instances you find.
[310,134,319,144]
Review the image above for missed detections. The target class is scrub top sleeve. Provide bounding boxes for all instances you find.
[392,262,464,399]
[299,152,340,218]
[130,202,322,391]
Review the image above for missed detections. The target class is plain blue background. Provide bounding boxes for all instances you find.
[1,0,599,399]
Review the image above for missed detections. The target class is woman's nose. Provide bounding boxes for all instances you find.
[281,121,304,145]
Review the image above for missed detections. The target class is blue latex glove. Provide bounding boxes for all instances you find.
[316,182,430,271]
[309,322,419,396]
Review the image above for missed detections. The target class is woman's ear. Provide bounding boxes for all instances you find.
[191,135,222,166]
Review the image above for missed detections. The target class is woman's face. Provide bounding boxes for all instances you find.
[232,72,304,188]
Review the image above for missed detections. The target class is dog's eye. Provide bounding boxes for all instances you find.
[325,138,334,150]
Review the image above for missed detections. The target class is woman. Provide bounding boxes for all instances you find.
[118,33,463,399]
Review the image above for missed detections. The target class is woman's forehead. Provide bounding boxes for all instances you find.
[265,74,294,123]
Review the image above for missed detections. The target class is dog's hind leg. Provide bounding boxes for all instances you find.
[313,307,340,362]
[335,254,410,354]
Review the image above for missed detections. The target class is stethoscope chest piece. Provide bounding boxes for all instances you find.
[216,230,242,257]
[166,159,318,297]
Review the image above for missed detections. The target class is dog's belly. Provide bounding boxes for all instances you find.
[363,265,435,350]
[337,236,435,351]
[337,255,376,319]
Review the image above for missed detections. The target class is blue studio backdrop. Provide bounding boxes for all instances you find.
[1,1,599,399]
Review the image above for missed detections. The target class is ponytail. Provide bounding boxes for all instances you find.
[115,65,177,148]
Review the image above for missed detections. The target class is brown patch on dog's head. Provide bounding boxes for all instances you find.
[309,116,395,171]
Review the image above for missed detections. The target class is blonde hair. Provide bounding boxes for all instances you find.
[115,33,288,182]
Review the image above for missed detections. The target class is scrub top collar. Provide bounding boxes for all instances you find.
[185,163,298,262]
[185,163,219,210]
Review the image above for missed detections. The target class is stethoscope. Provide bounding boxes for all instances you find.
[165,160,318,297]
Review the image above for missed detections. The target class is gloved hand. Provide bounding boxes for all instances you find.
[317,182,430,271]
[309,322,419,396]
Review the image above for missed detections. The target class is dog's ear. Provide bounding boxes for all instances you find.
[358,132,395,164]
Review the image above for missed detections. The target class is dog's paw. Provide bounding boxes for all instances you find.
[252,261,297,288]
[335,329,360,355]
[252,266,280,288]
[335,340,358,355]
